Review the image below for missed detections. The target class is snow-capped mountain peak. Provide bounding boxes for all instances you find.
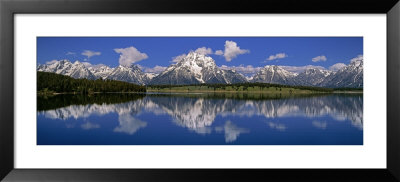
[251,65,297,85]
[37,55,363,88]
[38,59,96,80]
[294,67,332,86]
[86,64,114,80]
[106,64,149,85]
[149,52,247,85]
[320,57,363,88]
[250,61,362,88]
[37,59,148,85]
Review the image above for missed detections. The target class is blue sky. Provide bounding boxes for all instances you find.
[37,37,362,76]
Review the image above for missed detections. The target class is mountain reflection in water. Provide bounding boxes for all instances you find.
[37,93,363,145]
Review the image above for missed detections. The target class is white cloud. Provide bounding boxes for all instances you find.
[215,50,223,55]
[219,65,262,76]
[280,65,326,73]
[114,46,148,66]
[329,63,346,71]
[171,53,187,63]
[266,53,288,61]
[141,65,168,74]
[66,51,76,55]
[194,47,213,55]
[223,40,250,62]
[312,55,327,62]
[81,50,101,59]
[350,55,363,63]
[45,59,59,64]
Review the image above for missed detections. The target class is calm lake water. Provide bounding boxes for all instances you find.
[37,93,363,145]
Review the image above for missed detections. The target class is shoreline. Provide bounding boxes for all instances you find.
[38,90,363,96]
[147,90,319,94]
[332,91,363,94]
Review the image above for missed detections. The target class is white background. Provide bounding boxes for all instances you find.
[15,14,386,168]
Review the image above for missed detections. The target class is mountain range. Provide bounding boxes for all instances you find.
[37,52,363,88]
[149,52,247,85]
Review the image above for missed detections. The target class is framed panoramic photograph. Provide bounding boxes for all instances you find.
[36,37,364,145]
[1,0,400,181]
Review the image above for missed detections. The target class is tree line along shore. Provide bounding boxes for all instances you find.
[37,71,362,95]
[37,71,146,95]
[146,83,362,94]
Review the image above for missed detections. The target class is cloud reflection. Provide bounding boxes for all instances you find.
[312,121,327,130]
[268,122,287,131]
[113,114,147,135]
[215,121,249,143]
[81,121,100,130]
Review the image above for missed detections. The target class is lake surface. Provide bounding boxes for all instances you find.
[37,93,363,145]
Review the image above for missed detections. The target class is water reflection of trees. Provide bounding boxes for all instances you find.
[37,93,145,111]
[38,93,363,137]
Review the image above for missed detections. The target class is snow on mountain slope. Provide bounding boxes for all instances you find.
[149,52,247,85]
[294,68,332,86]
[320,56,363,88]
[37,60,148,85]
[145,73,158,80]
[251,65,297,85]
[37,60,96,80]
[251,60,362,88]
[106,64,149,85]
[37,55,363,88]
[86,64,114,80]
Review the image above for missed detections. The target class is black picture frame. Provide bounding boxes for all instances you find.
[1,0,399,181]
